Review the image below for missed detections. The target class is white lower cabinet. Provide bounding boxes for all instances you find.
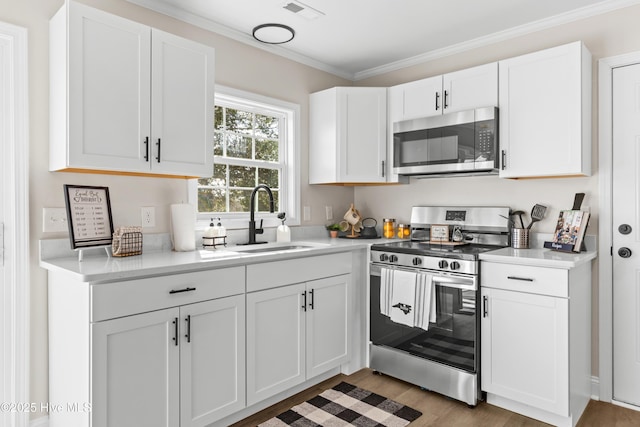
[246,274,350,406]
[91,295,245,427]
[480,261,591,427]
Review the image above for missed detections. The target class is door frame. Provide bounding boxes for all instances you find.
[598,50,640,406]
[0,21,30,427]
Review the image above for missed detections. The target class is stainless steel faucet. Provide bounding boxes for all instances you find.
[246,184,275,244]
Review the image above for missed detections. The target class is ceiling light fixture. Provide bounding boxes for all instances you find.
[252,23,295,44]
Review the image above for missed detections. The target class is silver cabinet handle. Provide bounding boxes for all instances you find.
[507,276,534,282]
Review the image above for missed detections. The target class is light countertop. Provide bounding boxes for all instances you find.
[40,237,380,283]
[479,246,597,268]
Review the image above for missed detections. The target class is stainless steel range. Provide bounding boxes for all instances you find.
[369,206,510,406]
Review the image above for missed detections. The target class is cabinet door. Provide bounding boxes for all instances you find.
[481,287,569,416]
[390,76,442,121]
[499,42,590,178]
[443,62,498,113]
[151,29,215,177]
[67,2,151,172]
[306,275,350,377]
[338,87,387,183]
[246,283,306,406]
[180,295,245,427]
[92,308,180,427]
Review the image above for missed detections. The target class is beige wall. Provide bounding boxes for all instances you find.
[4,0,640,419]
[0,0,354,419]
[354,4,640,382]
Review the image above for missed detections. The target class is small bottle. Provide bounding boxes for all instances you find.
[204,218,217,238]
[276,212,291,242]
[383,218,396,239]
[213,218,226,238]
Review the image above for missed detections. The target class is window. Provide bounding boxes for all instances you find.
[189,86,299,228]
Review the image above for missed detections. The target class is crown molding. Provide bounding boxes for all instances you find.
[128,0,640,82]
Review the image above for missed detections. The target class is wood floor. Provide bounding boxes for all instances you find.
[232,369,640,427]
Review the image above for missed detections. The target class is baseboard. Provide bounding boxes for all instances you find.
[30,416,48,427]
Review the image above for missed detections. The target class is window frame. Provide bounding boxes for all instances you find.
[189,85,300,230]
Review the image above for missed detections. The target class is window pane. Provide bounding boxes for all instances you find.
[255,114,279,139]
[256,138,279,162]
[226,108,253,134]
[214,106,224,130]
[214,132,223,156]
[258,190,279,212]
[258,168,279,189]
[198,164,226,187]
[226,133,252,159]
[198,188,226,213]
[229,165,255,188]
[229,189,252,212]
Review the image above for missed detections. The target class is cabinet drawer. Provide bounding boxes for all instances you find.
[91,267,244,321]
[247,253,351,292]
[481,262,568,298]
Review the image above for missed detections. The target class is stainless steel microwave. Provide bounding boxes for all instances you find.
[393,107,498,177]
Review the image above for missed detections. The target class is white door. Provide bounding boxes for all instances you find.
[68,2,151,172]
[481,287,569,416]
[180,295,245,427]
[246,283,306,406]
[612,63,640,406]
[306,275,349,377]
[91,308,180,427]
[150,29,214,177]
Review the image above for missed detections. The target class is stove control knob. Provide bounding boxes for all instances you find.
[438,260,449,269]
[389,255,399,263]
[412,257,422,266]
[379,253,389,262]
[450,261,461,271]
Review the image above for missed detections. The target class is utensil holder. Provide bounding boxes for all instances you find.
[511,228,530,249]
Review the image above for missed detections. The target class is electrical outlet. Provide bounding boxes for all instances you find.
[303,206,311,222]
[325,206,333,221]
[141,207,156,228]
[43,208,68,233]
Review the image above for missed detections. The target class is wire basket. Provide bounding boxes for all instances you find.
[112,227,143,257]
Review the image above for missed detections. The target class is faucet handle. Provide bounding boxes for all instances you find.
[256,219,264,234]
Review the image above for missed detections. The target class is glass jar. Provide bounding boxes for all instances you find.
[383,218,396,239]
[397,223,410,239]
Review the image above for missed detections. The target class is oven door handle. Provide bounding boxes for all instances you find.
[370,263,476,291]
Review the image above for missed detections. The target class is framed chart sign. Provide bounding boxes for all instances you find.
[64,185,114,249]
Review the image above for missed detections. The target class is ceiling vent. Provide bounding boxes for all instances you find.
[282,1,325,20]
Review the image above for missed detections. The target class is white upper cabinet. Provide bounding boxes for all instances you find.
[49,1,215,177]
[309,87,387,184]
[389,62,498,122]
[498,41,591,178]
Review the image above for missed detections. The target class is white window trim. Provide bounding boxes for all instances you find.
[188,85,300,230]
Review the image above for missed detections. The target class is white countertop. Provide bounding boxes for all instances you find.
[40,237,380,283]
[479,246,597,268]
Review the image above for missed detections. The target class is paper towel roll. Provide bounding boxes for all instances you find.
[170,203,196,251]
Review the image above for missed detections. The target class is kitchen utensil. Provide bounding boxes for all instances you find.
[360,217,378,238]
[511,228,530,249]
[511,210,526,229]
[572,193,585,210]
[527,204,547,229]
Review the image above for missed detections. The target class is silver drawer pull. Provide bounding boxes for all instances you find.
[169,287,196,294]
[507,276,534,282]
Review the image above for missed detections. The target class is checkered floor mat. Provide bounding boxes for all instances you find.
[258,382,422,427]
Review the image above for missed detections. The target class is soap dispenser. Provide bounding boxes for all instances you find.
[276,212,291,242]
[213,218,226,238]
[204,218,217,238]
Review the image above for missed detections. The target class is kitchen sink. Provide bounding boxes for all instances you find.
[232,244,317,254]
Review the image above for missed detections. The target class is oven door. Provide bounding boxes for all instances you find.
[370,263,478,373]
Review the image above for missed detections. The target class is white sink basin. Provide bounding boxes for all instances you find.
[231,242,328,254]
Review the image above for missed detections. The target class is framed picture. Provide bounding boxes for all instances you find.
[430,224,450,242]
[64,184,114,249]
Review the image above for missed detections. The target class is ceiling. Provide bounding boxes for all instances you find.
[127,0,640,80]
